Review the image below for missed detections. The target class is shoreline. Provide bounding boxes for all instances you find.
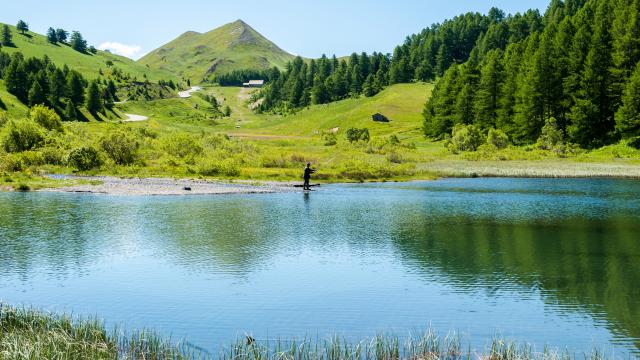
[38,176,299,196]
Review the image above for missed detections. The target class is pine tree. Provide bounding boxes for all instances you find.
[4,56,28,102]
[16,20,28,35]
[28,81,46,106]
[568,0,615,148]
[615,61,640,139]
[70,31,88,53]
[86,80,103,114]
[610,0,640,108]
[423,65,460,138]
[67,71,85,106]
[2,25,13,46]
[223,105,231,117]
[363,74,376,97]
[48,68,67,107]
[453,50,480,125]
[56,29,68,43]
[474,49,504,129]
[64,101,77,120]
[47,27,58,43]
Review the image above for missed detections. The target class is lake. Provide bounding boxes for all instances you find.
[1,178,639,357]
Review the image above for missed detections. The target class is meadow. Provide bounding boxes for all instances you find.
[2,82,640,192]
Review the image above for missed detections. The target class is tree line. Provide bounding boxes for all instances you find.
[0,51,117,118]
[424,0,640,149]
[250,6,545,113]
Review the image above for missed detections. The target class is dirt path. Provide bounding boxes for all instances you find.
[178,86,202,98]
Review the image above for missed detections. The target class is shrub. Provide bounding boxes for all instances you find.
[486,128,509,149]
[537,117,564,150]
[197,158,240,177]
[41,147,66,165]
[161,133,203,158]
[0,154,24,172]
[19,151,46,166]
[627,136,640,149]
[2,120,46,153]
[386,152,403,164]
[323,133,337,146]
[100,131,139,165]
[0,112,8,127]
[30,105,64,132]
[447,124,483,153]
[16,183,30,191]
[68,147,102,171]
[346,128,370,143]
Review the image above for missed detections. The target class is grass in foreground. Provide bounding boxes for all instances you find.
[0,305,623,360]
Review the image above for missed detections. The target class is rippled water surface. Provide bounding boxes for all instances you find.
[1,178,639,356]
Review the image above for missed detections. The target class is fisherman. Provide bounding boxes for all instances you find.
[303,163,316,190]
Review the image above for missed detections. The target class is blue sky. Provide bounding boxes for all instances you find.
[1,0,550,59]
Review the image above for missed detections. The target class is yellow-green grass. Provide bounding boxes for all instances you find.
[139,20,295,81]
[0,23,177,82]
[0,304,616,360]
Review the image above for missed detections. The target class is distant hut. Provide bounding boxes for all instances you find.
[242,80,265,88]
[372,113,390,123]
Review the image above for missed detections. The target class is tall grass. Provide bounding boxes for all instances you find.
[0,305,623,360]
[0,304,202,359]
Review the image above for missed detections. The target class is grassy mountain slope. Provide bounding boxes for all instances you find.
[0,23,177,82]
[139,20,295,82]
[211,83,433,140]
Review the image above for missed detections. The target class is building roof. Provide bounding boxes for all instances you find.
[248,80,264,85]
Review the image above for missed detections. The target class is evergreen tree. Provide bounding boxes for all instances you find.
[70,31,88,53]
[64,100,77,120]
[56,29,68,43]
[28,81,46,106]
[615,61,640,139]
[47,27,58,43]
[363,74,377,97]
[423,65,461,138]
[568,0,615,148]
[16,20,28,35]
[4,56,28,102]
[474,49,505,129]
[223,105,231,117]
[610,0,640,108]
[2,25,13,46]
[67,71,85,106]
[48,68,67,107]
[86,80,103,114]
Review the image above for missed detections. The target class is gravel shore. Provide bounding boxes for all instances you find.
[43,176,298,196]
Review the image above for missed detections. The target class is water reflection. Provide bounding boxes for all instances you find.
[0,178,638,354]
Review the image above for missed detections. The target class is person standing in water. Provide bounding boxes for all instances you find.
[303,163,316,190]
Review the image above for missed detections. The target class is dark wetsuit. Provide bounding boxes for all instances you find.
[303,167,315,190]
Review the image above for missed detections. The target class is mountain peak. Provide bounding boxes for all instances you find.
[139,20,295,81]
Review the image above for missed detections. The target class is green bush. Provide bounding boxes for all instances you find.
[323,133,337,146]
[19,151,46,166]
[0,112,8,127]
[41,147,66,165]
[346,128,370,143]
[100,131,139,165]
[2,120,46,153]
[68,147,102,171]
[161,133,203,158]
[0,154,24,172]
[446,124,484,153]
[486,128,509,149]
[197,158,240,177]
[628,136,640,149]
[30,105,64,132]
[537,117,564,150]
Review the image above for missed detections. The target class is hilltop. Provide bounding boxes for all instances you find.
[139,20,295,82]
[0,23,177,82]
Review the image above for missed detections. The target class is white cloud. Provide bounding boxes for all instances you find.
[97,42,143,59]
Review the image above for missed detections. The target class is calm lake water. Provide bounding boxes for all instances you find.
[1,178,639,357]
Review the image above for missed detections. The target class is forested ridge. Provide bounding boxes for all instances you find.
[424,0,640,149]
[250,6,546,113]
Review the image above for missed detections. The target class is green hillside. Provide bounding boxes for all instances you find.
[0,23,177,82]
[139,20,295,82]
